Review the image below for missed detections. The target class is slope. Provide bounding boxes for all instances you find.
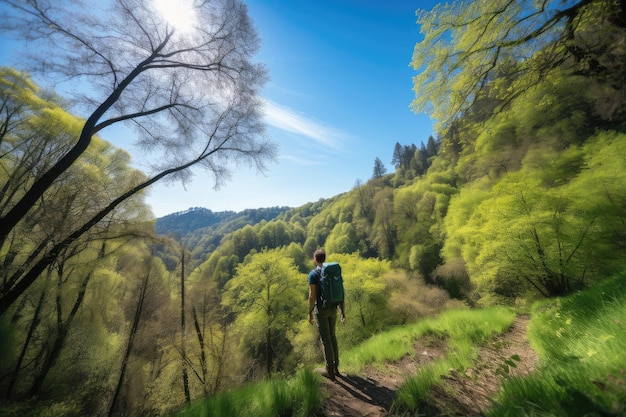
[316,315,537,416]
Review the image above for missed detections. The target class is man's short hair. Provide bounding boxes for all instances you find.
[314,249,326,263]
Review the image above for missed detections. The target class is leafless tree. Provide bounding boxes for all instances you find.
[0,0,274,314]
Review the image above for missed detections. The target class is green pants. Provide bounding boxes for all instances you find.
[315,306,339,369]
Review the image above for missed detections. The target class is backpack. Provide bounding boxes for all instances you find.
[319,262,344,309]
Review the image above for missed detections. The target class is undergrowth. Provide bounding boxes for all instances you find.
[175,368,321,417]
[485,274,626,416]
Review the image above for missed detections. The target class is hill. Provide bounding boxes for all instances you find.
[319,315,536,416]
[156,206,292,237]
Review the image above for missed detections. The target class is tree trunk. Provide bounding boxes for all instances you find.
[27,270,91,397]
[180,247,191,404]
[108,260,150,417]
[5,280,48,399]
[192,306,208,396]
[266,327,272,376]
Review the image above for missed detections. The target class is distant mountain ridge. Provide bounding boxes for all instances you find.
[155,206,292,238]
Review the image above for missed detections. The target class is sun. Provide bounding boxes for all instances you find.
[153,0,197,34]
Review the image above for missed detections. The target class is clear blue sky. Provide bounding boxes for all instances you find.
[1,0,438,217]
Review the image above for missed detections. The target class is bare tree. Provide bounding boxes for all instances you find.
[0,0,274,314]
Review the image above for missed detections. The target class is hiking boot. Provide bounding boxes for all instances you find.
[324,365,336,381]
[334,367,341,377]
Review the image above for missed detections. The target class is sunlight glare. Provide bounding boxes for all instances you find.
[153,0,197,34]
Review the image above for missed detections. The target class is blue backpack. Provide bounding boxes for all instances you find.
[319,262,344,309]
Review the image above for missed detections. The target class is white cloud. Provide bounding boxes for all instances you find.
[262,99,349,150]
[279,153,318,165]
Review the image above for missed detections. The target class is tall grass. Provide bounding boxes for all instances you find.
[486,274,626,416]
[175,368,321,417]
[394,360,449,412]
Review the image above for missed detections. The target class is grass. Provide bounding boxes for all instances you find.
[485,274,626,417]
[173,306,515,417]
[175,274,626,416]
[175,368,322,417]
[388,307,516,414]
[340,307,515,374]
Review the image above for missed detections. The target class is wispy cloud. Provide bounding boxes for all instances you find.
[279,153,319,165]
[262,99,349,150]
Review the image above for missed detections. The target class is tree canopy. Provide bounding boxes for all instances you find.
[411,0,626,130]
[0,0,273,314]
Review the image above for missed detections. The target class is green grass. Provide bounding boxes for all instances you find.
[387,307,516,414]
[175,368,322,417]
[175,275,626,417]
[340,307,515,374]
[485,274,626,417]
[173,306,515,417]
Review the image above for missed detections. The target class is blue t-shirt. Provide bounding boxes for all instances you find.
[308,267,322,308]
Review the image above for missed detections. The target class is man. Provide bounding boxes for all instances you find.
[308,249,346,381]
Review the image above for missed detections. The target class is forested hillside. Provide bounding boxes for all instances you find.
[155,206,291,266]
[1,0,625,416]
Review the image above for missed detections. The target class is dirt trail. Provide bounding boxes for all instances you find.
[316,315,538,417]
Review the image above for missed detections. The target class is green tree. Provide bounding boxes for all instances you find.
[0,0,273,314]
[411,0,626,129]
[371,187,396,258]
[325,222,360,255]
[221,249,302,377]
[445,135,625,301]
[372,157,387,179]
[391,142,404,169]
[328,254,392,346]
[185,249,235,398]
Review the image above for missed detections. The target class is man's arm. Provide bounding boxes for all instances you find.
[308,284,317,324]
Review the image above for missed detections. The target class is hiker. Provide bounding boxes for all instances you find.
[308,249,346,381]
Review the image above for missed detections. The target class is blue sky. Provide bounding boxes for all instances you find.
[1,0,438,217]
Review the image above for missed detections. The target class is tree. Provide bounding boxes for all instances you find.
[327,254,392,346]
[372,157,387,179]
[391,142,403,169]
[0,0,274,314]
[178,243,191,405]
[108,253,154,417]
[444,134,626,301]
[325,222,360,255]
[221,249,302,377]
[425,135,438,158]
[371,187,396,258]
[411,0,626,129]
[391,142,417,171]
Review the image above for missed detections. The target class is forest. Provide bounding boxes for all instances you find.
[1,0,625,415]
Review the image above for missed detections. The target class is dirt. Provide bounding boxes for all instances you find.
[315,315,538,417]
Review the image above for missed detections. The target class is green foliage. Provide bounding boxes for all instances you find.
[383,270,451,322]
[325,222,360,254]
[328,254,391,345]
[222,249,303,376]
[176,368,321,417]
[445,132,626,301]
[486,273,626,416]
[0,400,81,417]
[3,0,626,411]
[411,0,626,130]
